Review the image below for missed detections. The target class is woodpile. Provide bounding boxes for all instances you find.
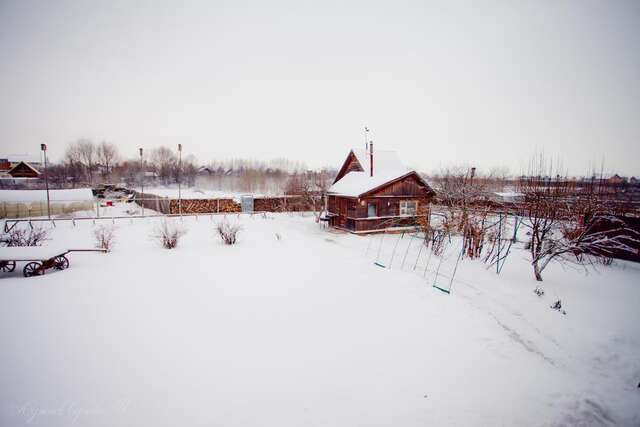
[169,199,241,214]
[162,196,315,215]
[253,196,313,212]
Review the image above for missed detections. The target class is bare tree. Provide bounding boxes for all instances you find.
[97,141,119,180]
[535,214,640,276]
[77,139,97,184]
[65,139,97,184]
[432,166,492,259]
[151,146,177,184]
[284,170,330,219]
[518,156,572,281]
[64,141,84,184]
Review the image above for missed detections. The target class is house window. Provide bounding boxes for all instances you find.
[400,200,417,216]
[367,202,377,217]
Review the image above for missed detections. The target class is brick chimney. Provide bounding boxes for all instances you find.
[369,141,373,177]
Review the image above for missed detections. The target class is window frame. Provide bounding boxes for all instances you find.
[399,200,418,217]
[367,202,377,218]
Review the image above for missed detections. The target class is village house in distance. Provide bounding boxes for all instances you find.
[326,143,435,233]
[0,155,42,184]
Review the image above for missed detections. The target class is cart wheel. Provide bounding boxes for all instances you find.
[54,255,69,270]
[1,261,16,272]
[23,261,44,277]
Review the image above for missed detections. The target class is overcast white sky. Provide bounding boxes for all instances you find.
[0,0,638,175]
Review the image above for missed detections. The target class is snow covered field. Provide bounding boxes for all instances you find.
[0,188,94,203]
[0,212,639,426]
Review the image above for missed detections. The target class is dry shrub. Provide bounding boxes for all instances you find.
[216,219,242,245]
[93,224,116,251]
[0,226,50,247]
[152,219,186,249]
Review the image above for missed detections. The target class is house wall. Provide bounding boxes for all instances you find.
[328,195,432,232]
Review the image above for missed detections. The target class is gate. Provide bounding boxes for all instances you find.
[241,195,254,213]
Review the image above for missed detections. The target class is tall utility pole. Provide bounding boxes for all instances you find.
[139,148,144,217]
[178,143,182,217]
[41,144,51,219]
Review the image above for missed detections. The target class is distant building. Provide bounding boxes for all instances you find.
[326,145,435,233]
[0,155,42,168]
[608,174,626,185]
[6,161,41,178]
[0,155,43,181]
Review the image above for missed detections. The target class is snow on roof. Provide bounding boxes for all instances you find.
[328,170,414,197]
[0,188,94,202]
[9,161,41,175]
[351,148,408,177]
[328,148,414,197]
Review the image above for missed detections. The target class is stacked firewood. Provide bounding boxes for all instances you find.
[253,197,286,212]
[169,199,241,214]
[253,196,315,212]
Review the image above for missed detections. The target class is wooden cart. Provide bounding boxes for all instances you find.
[0,247,106,277]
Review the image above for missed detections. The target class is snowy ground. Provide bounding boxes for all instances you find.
[0,211,639,426]
[0,188,94,203]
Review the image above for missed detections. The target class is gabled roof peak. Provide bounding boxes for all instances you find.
[328,147,432,197]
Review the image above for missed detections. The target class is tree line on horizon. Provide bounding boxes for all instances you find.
[41,139,338,194]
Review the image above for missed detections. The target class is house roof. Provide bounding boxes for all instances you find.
[8,161,40,176]
[328,148,432,197]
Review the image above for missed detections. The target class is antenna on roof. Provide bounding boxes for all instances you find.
[364,126,370,150]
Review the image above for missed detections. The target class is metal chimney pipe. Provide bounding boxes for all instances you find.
[369,141,373,177]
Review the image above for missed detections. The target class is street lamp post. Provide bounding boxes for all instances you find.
[41,143,51,219]
[178,143,182,217]
[139,148,144,217]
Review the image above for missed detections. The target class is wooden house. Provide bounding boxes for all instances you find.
[326,144,435,233]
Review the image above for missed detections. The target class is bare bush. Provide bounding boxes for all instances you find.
[152,219,186,249]
[93,225,116,251]
[216,220,242,245]
[0,226,50,247]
